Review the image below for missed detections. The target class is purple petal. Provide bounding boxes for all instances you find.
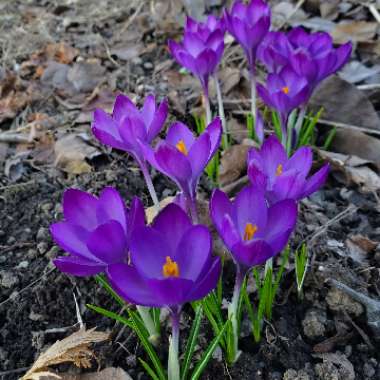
[54,256,105,277]
[141,94,156,127]
[166,122,195,150]
[113,94,138,124]
[233,185,268,237]
[210,189,233,229]
[92,108,122,145]
[232,240,273,267]
[302,163,329,198]
[205,117,222,161]
[247,164,267,191]
[50,222,94,260]
[126,197,145,244]
[269,170,301,203]
[175,225,212,281]
[147,98,168,142]
[130,226,173,279]
[188,257,221,301]
[87,221,127,264]
[257,83,274,109]
[285,146,312,178]
[107,263,158,307]
[97,187,127,233]
[220,214,241,251]
[146,277,194,306]
[260,135,287,178]
[188,132,211,178]
[63,189,98,230]
[152,203,192,254]
[265,199,297,253]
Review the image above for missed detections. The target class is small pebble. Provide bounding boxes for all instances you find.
[37,242,48,255]
[143,61,153,70]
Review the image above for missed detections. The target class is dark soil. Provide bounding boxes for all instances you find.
[1,1,380,379]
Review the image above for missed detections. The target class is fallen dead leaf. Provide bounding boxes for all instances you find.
[22,328,109,380]
[310,76,380,131]
[218,144,250,187]
[54,133,101,174]
[332,21,378,44]
[145,196,175,224]
[57,367,133,380]
[349,235,378,253]
[338,61,380,84]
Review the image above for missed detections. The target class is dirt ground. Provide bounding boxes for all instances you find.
[1,1,380,379]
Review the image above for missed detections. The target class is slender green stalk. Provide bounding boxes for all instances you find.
[213,74,228,148]
[140,161,160,214]
[228,265,245,363]
[294,106,307,139]
[168,308,181,380]
[137,306,160,345]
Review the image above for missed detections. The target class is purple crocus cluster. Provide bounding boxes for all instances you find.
[169,0,351,145]
[47,0,349,376]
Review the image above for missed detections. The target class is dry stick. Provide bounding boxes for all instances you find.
[119,1,144,36]
[277,0,306,29]
[316,118,380,137]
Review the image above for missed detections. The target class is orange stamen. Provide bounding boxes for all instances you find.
[282,86,289,94]
[176,139,188,155]
[243,223,258,241]
[162,256,180,278]
[276,163,283,176]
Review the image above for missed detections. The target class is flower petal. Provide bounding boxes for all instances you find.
[112,94,138,124]
[232,240,273,267]
[166,122,196,150]
[284,146,312,178]
[210,189,233,229]
[87,221,127,264]
[188,132,211,178]
[147,98,168,142]
[63,189,98,230]
[97,187,127,233]
[107,263,158,307]
[54,256,105,277]
[302,163,329,198]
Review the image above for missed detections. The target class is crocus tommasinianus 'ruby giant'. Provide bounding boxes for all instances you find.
[140,118,222,203]
[258,28,352,91]
[224,0,271,72]
[107,203,221,308]
[247,135,330,204]
[256,65,309,131]
[210,185,297,269]
[92,94,168,166]
[50,187,145,276]
[168,16,225,96]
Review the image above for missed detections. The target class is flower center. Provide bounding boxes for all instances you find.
[276,163,283,176]
[282,86,289,94]
[162,256,180,278]
[243,223,258,241]
[176,139,188,155]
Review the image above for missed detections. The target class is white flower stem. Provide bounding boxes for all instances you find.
[213,74,228,148]
[140,161,160,214]
[294,106,307,144]
[168,308,181,380]
[250,71,257,120]
[204,92,212,126]
[228,265,245,363]
[137,306,160,345]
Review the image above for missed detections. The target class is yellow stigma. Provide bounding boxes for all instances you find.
[276,163,283,176]
[282,86,289,94]
[162,256,180,278]
[176,139,188,155]
[243,223,258,241]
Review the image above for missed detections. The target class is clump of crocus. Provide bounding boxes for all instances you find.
[140,118,222,222]
[92,94,168,210]
[210,185,297,361]
[256,66,309,143]
[247,134,330,204]
[108,203,221,380]
[50,187,144,276]
[168,16,225,123]
[224,0,271,117]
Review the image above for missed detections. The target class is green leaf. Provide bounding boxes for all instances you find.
[139,358,161,380]
[191,320,230,380]
[181,305,203,380]
[129,310,166,380]
[86,304,133,328]
[95,274,125,307]
[271,111,282,141]
[323,127,336,150]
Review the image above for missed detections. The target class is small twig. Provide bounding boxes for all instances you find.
[0,366,30,376]
[221,175,249,196]
[357,83,380,90]
[368,3,380,24]
[0,132,32,143]
[317,118,380,137]
[119,2,144,36]
[73,292,84,329]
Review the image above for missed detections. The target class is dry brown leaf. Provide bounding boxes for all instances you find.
[332,21,378,44]
[22,328,109,380]
[57,367,133,380]
[218,144,250,187]
[145,196,175,224]
[309,76,380,131]
[54,134,101,174]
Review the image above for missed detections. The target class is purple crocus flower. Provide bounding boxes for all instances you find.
[287,27,352,90]
[168,15,225,96]
[50,187,144,276]
[140,118,222,211]
[256,65,309,136]
[107,203,221,308]
[92,94,168,166]
[210,185,297,269]
[257,31,293,73]
[92,94,168,208]
[247,134,330,204]
[224,0,271,72]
